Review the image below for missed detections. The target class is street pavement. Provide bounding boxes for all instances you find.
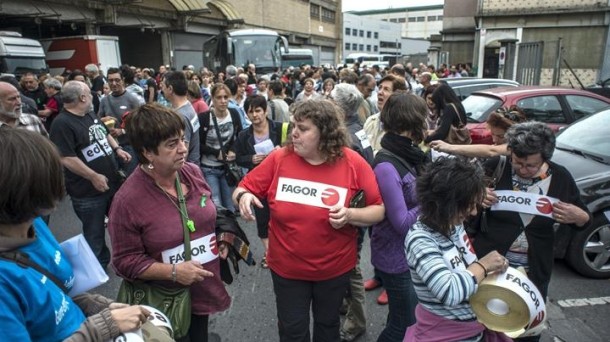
[48,196,609,342]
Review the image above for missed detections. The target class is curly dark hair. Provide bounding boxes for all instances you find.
[417,157,486,237]
[486,106,527,131]
[289,99,349,163]
[505,121,556,161]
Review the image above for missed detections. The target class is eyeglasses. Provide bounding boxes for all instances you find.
[511,155,544,172]
[107,78,122,84]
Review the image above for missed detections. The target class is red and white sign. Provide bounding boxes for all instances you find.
[491,190,559,218]
[275,177,348,209]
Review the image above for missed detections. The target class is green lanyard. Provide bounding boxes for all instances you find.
[175,174,192,261]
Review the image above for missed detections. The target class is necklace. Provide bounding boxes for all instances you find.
[155,177,196,232]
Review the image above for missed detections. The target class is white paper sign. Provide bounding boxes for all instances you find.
[490,190,559,218]
[60,234,109,296]
[254,139,275,155]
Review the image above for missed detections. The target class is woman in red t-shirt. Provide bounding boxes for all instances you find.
[233,99,385,342]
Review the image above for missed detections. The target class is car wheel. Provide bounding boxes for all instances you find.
[566,213,610,279]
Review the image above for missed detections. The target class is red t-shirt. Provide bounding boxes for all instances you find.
[240,147,382,281]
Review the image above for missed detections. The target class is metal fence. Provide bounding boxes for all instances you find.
[516,41,544,85]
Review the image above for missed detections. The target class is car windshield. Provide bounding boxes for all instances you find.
[556,109,610,162]
[462,95,502,123]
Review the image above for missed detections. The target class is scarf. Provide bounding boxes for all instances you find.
[380,132,426,171]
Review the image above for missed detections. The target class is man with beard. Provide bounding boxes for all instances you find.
[20,73,47,111]
[0,82,47,136]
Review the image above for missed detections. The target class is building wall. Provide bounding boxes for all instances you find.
[350,5,443,39]
[342,13,403,61]
[481,0,601,11]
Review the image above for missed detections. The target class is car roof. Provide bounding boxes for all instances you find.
[439,78,519,87]
[469,86,610,102]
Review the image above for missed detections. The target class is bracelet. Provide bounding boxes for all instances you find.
[171,263,177,282]
[235,190,250,204]
[474,261,488,278]
[112,145,123,152]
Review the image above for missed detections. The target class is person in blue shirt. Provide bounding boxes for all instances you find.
[0,127,150,341]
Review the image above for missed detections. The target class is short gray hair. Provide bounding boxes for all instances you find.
[43,78,62,91]
[84,63,98,73]
[505,121,556,161]
[331,83,363,119]
[225,65,237,77]
[61,81,86,104]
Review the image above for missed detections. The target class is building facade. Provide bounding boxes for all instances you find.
[342,12,403,61]
[348,5,444,40]
[0,0,342,71]
[441,0,610,85]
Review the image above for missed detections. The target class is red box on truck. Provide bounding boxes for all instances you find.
[40,35,121,76]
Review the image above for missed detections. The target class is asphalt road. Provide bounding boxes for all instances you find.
[48,196,610,342]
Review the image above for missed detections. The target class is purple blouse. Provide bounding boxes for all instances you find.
[370,161,420,274]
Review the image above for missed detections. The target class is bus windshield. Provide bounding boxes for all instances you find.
[232,35,280,72]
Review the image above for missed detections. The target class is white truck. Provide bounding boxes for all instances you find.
[0,31,48,78]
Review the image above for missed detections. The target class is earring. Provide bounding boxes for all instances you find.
[147,163,154,170]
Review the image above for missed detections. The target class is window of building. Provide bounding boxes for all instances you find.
[367,31,371,38]
[398,18,406,23]
[359,30,364,37]
[389,18,398,23]
[374,45,378,52]
[367,44,371,52]
[359,44,364,51]
[427,16,436,21]
[416,16,425,22]
[321,7,335,23]
[437,15,443,20]
[408,17,416,22]
[352,43,357,50]
[310,4,319,19]
[345,28,351,36]
[374,32,378,39]
[345,42,350,50]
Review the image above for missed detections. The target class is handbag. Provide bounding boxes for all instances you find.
[117,174,192,339]
[210,111,243,186]
[445,103,472,145]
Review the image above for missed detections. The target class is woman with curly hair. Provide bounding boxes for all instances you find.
[232,99,385,342]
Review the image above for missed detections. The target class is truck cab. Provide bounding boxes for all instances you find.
[0,31,48,79]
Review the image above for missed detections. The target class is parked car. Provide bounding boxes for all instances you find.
[551,108,610,278]
[585,77,610,99]
[463,86,610,144]
[438,77,519,101]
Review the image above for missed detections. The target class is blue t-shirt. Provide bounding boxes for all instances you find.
[0,218,86,341]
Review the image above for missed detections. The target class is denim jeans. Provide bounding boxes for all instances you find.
[71,191,114,269]
[271,270,351,342]
[201,166,235,212]
[376,269,418,342]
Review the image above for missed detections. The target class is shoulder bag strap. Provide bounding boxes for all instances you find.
[210,112,227,162]
[449,103,465,127]
[0,251,69,293]
[377,149,417,176]
[491,155,507,188]
[175,174,192,261]
[269,100,277,121]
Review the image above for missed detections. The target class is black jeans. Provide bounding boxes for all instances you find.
[271,270,351,342]
[176,314,209,342]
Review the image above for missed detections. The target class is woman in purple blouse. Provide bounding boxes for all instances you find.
[370,92,429,342]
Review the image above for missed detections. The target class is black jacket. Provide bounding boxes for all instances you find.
[234,118,285,170]
[473,157,591,298]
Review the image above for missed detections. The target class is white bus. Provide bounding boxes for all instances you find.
[343,53,396,69]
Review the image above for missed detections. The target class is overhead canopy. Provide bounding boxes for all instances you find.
[207,0,244,24]
[167,0,211,14]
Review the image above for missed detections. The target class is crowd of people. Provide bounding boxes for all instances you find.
[0,58,591,342]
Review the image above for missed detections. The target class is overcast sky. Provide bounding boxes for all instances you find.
[342,0,444,12]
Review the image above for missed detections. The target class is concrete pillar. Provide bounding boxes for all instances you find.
[160,30,172,68]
